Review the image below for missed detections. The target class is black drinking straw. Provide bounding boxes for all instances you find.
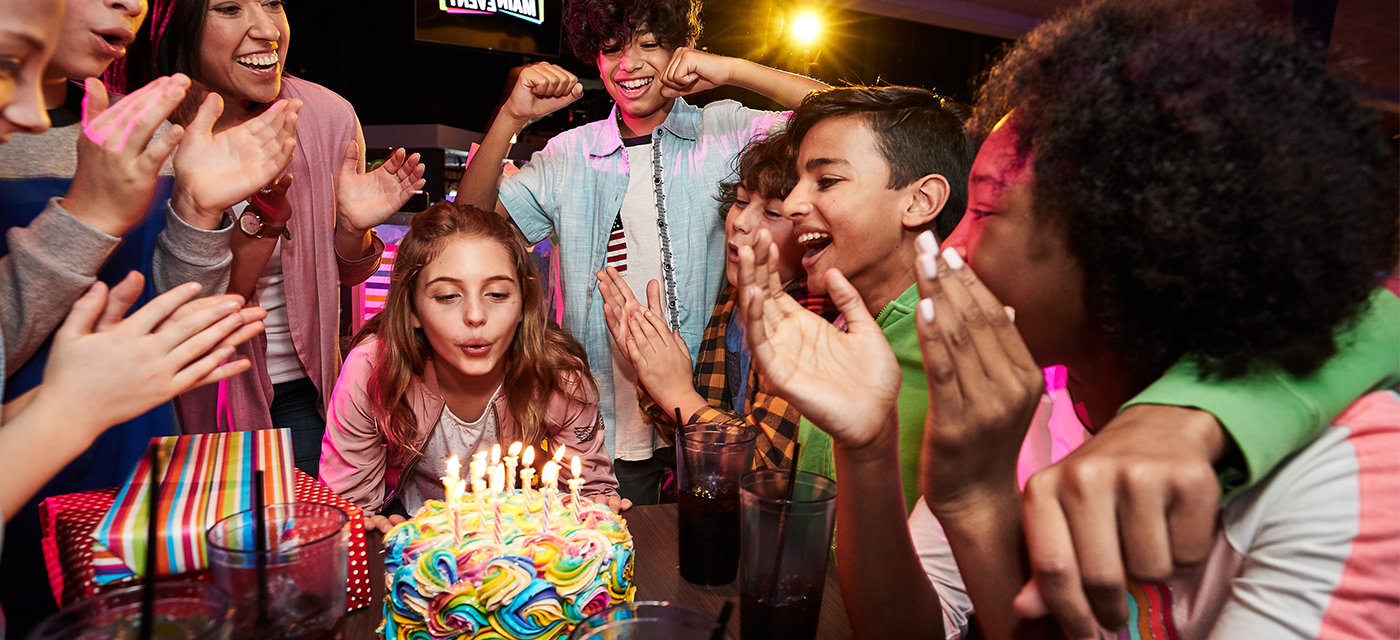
[138,444,160,640]
[253,468,269,625]
[710,601,734,640]
[767,442,801,604]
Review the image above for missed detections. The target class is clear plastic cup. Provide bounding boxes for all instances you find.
[739,469,837,640]
[676,423,757,585]
[26,581,231,640]
[205,503,348,640]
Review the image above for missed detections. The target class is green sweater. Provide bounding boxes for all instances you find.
[798,285,1400,512]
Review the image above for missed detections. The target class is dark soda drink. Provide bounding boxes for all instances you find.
[740,585,822,640]
[678,489,740,585]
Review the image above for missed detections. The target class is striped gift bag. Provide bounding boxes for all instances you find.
[89,429,296,584]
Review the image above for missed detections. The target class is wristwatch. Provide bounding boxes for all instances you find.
[238,209,291,240]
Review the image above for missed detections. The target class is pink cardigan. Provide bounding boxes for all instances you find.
[175,76,383,433]
[319,338,620,516]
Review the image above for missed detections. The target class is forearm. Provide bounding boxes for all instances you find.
[0,391,99,522]
[832,411,947,639]
[723,58,827,109]
[459,113,526,212]
[226,231,279,300]
[0,200,119,372]
[153,201,232,296]
[647,384,711,426]
[938,495,1058,640]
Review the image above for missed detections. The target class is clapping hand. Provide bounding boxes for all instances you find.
[63,76,191,238]
[335,142,426,235]
[38,274,267,437]
[598,267,655,357]
[502,62,583,125]
[913,231,1041,514]
[171,92,302,229]
[736,229,901,450]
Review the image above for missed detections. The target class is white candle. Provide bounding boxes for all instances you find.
[505,442,522,493]
[568,456,584,522]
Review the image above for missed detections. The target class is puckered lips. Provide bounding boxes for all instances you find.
[795,227,833,270]
[459,338,495,357]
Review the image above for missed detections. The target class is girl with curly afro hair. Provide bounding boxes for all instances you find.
[732,1,1399,638]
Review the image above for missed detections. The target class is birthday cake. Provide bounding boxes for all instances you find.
[380,485,635,639]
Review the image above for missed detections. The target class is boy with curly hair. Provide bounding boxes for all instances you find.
[457,0,825,503]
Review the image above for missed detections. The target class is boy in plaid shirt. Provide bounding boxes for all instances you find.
[598,131,825,474]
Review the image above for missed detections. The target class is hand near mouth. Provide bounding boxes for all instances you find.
[659,47,728,98]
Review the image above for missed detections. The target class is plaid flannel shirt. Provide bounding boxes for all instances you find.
[639,282,829,470]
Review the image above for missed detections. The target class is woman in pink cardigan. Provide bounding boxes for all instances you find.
[111,0,425,477]
[320,202,627,533]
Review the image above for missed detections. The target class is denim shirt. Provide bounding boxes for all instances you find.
[500,98,783,456]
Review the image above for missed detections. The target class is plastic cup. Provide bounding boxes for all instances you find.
[568,601,736,640]
[26,581,230,640]
[739,469,837,640]
[676,423,757,585]
[205,502,348,640]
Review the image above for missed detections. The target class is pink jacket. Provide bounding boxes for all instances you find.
[175,76,383,434]
[319,338,620,515]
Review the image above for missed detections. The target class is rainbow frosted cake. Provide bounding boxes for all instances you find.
[380,490,635,639]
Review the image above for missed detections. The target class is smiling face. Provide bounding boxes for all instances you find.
[0,0,62,142]
[47,0,146,82]
[412,235,525,387]
[783,115,920,308]
[942,121,1088,368]
[725,185,801,287]
[596,31,675,130]
[196,0,288,117]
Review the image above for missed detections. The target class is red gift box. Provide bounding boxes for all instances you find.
[39,470,373,612]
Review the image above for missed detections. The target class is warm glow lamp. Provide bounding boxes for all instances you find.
[793,13,821,47]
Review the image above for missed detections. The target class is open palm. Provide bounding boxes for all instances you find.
[173,93,300,221]
[736,231,902,449]
[336,142,427,233]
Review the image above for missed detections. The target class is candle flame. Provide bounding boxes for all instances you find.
[552,445,567,463]
[522,445,535,466]
[446,455,460,480]
[491,443,501,465]
[571,455,581,478]
[509,441,523,457]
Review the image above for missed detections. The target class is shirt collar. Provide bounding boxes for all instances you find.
[587,98,701,157]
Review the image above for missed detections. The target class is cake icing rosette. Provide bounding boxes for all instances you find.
[379,490,635,640]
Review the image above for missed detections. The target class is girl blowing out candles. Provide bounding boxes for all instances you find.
[320,202,630,534]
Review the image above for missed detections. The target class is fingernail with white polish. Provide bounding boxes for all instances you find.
[918,298,935,323]
[1004,306,1016,322]
[941,247,965,270]
[918,252,937,279]
[916,229,937,255]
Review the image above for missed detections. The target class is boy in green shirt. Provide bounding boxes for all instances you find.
[779,85,1399,633]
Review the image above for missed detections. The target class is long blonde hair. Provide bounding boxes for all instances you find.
[357,202,596,458]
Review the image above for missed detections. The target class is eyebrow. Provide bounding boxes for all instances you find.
[0,29,46,52]
[804,157,849,172]
[424,274,516,286]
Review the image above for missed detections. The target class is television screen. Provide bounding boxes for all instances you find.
[415,0,564,57]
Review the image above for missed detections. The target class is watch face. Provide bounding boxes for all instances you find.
[239,211,262,236]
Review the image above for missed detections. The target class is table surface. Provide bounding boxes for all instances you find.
[345,502,853,639]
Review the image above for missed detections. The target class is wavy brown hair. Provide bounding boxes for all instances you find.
[356,202,596,459]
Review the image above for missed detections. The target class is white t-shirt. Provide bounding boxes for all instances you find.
[610,138,665,461]
[400,385,503,514]
[233,201,307,385]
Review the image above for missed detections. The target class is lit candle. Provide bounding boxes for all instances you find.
[541,460,559,510]
[569,456,585,523]
[441,456,462,540]
[505,442,522,493]
[446,478,465,544]
[472,478,489,523]
[520,446,537,510]
[491,443,501,467]
[489,463,503,497]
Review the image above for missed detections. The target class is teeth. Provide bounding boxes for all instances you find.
[618,78,651,90]
[236,52,279,67]
[797,232,830,245]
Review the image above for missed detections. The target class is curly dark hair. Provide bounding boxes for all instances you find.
[789,87,974,240]
[971,0,1398,380]
[563,0,701,65]
[715,130,797,218]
